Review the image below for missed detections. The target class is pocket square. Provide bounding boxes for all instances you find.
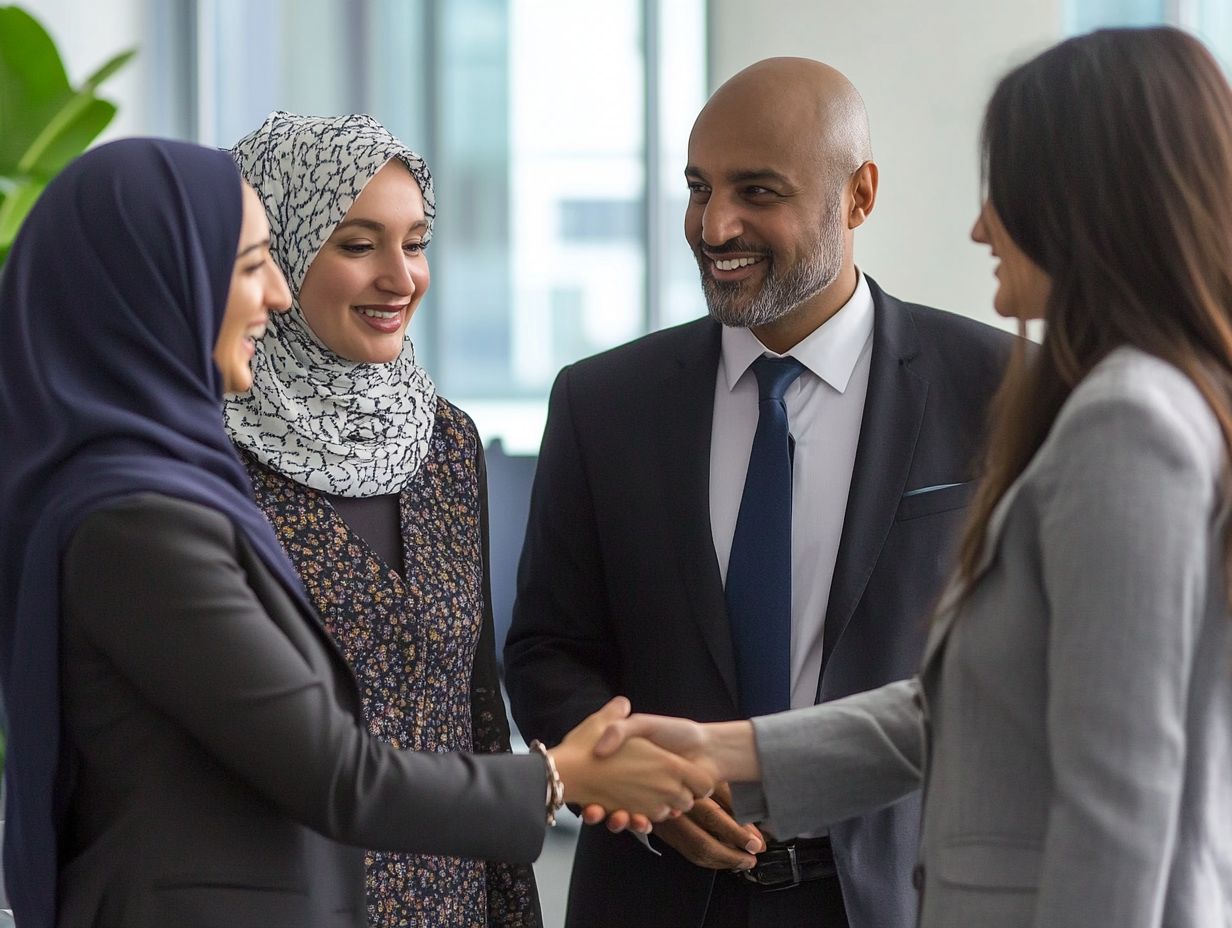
[902,482,967,498]
[896,481,975,522]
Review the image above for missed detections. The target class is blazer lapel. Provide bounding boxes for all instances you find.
[659,320,740,708]
[919,578,963,675]
[920,472,1025,673]
[820,281,929,681]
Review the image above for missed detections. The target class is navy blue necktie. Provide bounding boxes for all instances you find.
[726,355,805,718]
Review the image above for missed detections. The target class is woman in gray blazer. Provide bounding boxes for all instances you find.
[0,139,711,928]
[595,26,1232,928]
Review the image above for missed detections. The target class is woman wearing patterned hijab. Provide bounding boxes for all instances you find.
[0,137,712,928]
[0,137,545,928]
[228,112,538,926]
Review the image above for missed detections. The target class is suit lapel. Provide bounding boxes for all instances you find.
[920,472,1025,673]
[658,320,740,708]
[920,579,963,675]
[819,281,929,682]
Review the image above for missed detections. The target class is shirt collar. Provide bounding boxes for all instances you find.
[720,270,875,394]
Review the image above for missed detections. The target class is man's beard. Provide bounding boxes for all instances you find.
[697,210,844,329]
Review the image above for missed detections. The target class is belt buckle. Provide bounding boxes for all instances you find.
[764,844,802,892]
[737,843,803,892]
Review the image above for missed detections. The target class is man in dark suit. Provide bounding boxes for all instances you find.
[504,57,1015,928]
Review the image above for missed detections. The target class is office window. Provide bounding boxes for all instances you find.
[1194,2,1232,66]
[1067,0,1231,68]
[192,0,708,450]
[1067,0,1165,31]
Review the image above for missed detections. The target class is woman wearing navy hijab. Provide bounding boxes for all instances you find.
[0,139,712,928]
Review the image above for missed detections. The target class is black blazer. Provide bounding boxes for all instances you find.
[56,494,545,928]
[504,278,1016,928]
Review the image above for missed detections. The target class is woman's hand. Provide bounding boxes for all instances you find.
[578,712,762,832]
[596,712,760,782]
[593,712,714,766]
[550,698,716,821]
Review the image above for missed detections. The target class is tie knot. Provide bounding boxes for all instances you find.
[751,355,805,402]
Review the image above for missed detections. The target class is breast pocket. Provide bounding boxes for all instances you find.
[896,481,975,522]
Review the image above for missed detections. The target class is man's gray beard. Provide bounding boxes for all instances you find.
[700,220,844,329]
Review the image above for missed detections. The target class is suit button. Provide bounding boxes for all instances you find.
[912,864,925,891]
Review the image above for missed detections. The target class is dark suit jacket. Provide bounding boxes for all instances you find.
[56,493,545,928]
[504,278,1015,928]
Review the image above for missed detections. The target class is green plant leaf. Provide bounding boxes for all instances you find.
[18,94,117,176]
[0,6,74,169]
[81,47,136,93]
[0,178,45,249]
[37,96,117,175]
[0,6,71,101]
[0,7,133,272]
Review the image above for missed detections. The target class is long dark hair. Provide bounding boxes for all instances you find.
[959,26,1232,589]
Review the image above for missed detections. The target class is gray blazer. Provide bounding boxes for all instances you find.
[734,347,1232,927]
[56,494,545,928]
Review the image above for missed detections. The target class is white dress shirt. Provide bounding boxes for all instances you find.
[709,272,874,711]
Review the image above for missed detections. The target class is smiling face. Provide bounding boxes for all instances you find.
[296,160,430,364]
[684,104,848,331]
[971,199,1052,320]
[679,60,880,346]
[214,183,291,394]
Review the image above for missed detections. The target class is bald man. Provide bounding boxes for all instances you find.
[506,58,1015,928]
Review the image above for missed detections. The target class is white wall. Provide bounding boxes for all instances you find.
[18,0,151,140]
[709,0,1064,329]
[18,0,1068,332]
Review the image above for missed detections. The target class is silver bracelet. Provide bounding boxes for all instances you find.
[528,739,565,826]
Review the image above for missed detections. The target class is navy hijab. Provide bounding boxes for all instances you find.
[0,139,312,927]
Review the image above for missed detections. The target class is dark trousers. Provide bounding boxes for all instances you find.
[701,871,849,928]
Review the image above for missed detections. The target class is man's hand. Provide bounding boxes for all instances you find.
[582,782,765,869]
[647,782,765,870]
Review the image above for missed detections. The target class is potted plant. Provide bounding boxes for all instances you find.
[0,4,134,267]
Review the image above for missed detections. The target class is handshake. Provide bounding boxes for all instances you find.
[545,697,763,860]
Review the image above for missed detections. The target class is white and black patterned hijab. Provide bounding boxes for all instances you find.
[225,111,438,497]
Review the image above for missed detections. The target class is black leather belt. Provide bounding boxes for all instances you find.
[736,836,837,891]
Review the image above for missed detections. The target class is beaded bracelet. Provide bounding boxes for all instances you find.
[528,739,565,826]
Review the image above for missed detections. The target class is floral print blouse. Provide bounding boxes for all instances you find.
[241,398,540,927]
